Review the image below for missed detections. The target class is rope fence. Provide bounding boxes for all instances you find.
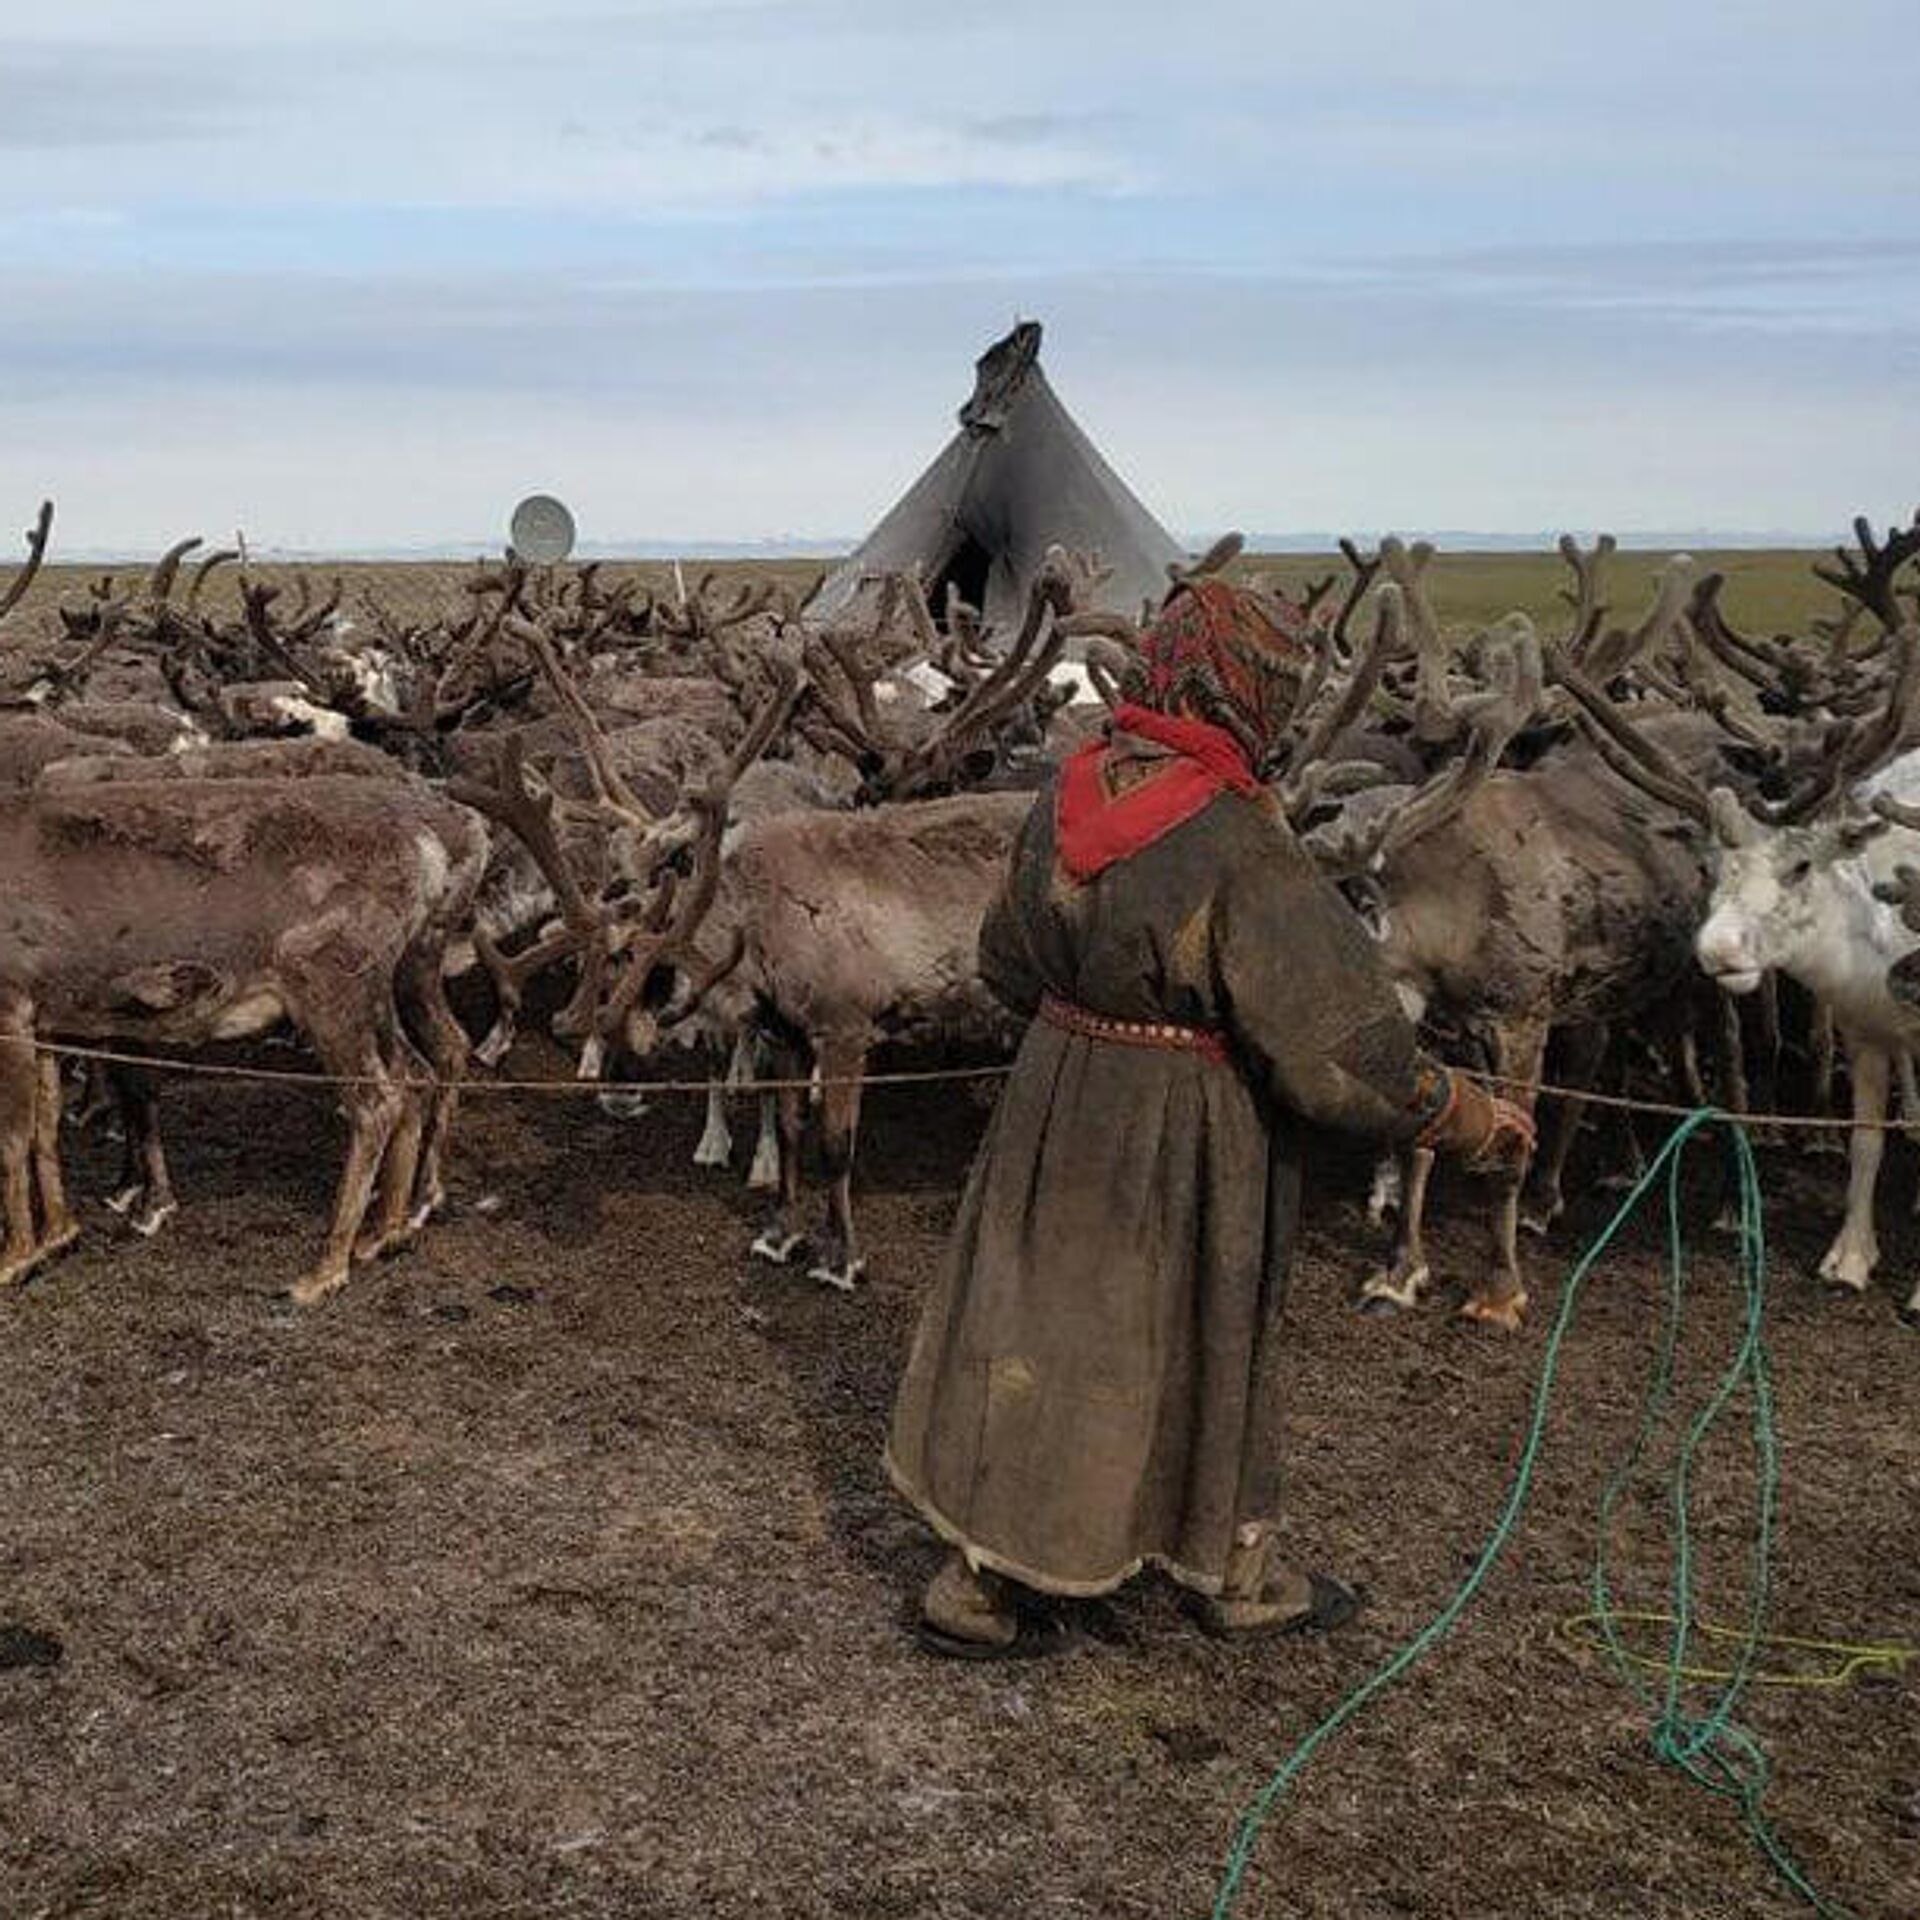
[5,1033,1910,1133]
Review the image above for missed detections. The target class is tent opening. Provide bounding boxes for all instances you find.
[928,535,994,626]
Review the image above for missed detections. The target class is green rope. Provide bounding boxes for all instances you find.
[1208,1110,1858,1920]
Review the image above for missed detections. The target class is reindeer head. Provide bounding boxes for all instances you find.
[1545,521,1920,1008]
[1694,790,1895,996]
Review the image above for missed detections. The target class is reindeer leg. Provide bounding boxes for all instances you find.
[32,1053,78,1260]
[1818,1036,1888,1296]
[1,1013,46,1288]
[106,1067,177,1237]
[745,1035,780,1190]
[1677,1025,1707,1109]
[1595,1041,1651,1193]
[748,1092,780,1191]
[291,1003,406,1306]
[807,1032,869,1292]
[104,1065,148,1220]
[70,1060,115,1132]
[1460,1019,1545,1332]
[693,1039,734,1169]
[471,931,522,1070]
[355,1018,432,1264]
[1809,1000,1846,1158]
[1365,1152,1403,1227]
[395,944,467,1228]
[1522,1024,1605,1237]
[1359,1147,1434,1312]
[749,1035,810,1266]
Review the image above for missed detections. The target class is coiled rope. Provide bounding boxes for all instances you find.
[1209,1110,1874,1920]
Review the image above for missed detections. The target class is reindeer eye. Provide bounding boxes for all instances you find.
[1788,858,1813,881]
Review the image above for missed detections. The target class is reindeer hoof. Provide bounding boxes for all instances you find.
[808,1258,866,1294]
[1817,1248,1874,1294]
[1358,1264,1427,1315]
[131,1201,178,1240]
[750,1230,805,1267]
[288,1265,349,1306]
[1457,1292,1529,1333]
[692,1135,733,1169]
[1,1224,82,1288]
[473,1028,514,1070]
[0,1251,42,1290]
[596,1088,650,1123]
[103,1184,142,1218]
[353,1219,423,1266]
[1519,1208,1558,1240]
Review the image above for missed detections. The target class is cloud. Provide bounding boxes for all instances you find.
[3,261,1912,551]
[1,1,1914,544]
[0,45,253,148]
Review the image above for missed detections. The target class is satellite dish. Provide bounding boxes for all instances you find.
[509,493,576,565]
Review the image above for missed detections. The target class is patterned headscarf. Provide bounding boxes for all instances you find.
[1125,578,1312,763]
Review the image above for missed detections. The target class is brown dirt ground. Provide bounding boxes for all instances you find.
[1,1032,1915,1920]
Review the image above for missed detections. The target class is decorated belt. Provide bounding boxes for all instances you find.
[1038,992,1233,1067]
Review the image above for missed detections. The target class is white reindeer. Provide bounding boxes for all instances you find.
[1694,756,1920,1318]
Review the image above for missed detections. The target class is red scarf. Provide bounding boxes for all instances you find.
[1055,703,1260,881]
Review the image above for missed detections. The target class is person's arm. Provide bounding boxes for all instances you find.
[1212,807,1530,1164]
[976,815,1047,1020]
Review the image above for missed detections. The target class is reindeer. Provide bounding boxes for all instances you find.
[1566,513,1920,1320]
[540,554,1084,1287]
[713,790,1032,1289]
[1302,544,1728,1328]
[0,771,486,1299]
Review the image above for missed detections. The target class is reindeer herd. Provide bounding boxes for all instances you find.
[3,502,1920,1328]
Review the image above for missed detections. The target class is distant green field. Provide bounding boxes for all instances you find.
[5,546,1842,653]
[1240,547,1840,640]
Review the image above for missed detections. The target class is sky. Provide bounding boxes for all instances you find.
[3,0,1917,553]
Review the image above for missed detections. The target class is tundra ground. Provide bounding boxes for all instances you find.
[14,545,1841,642]
[1,1037,1915,1920]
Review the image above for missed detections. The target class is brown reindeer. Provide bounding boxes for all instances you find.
[1303,549,1723,1329]
[0,772,485,1299]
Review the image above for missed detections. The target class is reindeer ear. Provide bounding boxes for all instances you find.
[1708,785,1759,849]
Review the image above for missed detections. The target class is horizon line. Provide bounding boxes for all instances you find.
[34,528,1845,567]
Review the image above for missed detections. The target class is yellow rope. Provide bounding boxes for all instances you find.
[1557,1609,1917,1690]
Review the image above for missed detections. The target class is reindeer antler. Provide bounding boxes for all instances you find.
[1558,533,1618,659]
[1279,584,1403,815]
[1167,532,1244,587]
[1813,511,1920,631]
[448,732,616,1044]
[1380,537,1454,745]
[0,501,53,625]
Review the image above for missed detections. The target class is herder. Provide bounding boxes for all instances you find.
[885,576,1534,1656]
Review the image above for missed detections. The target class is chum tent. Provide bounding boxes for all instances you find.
[808,321,1186,634]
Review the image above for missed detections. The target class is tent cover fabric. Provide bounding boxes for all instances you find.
[808,322,1186,634]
